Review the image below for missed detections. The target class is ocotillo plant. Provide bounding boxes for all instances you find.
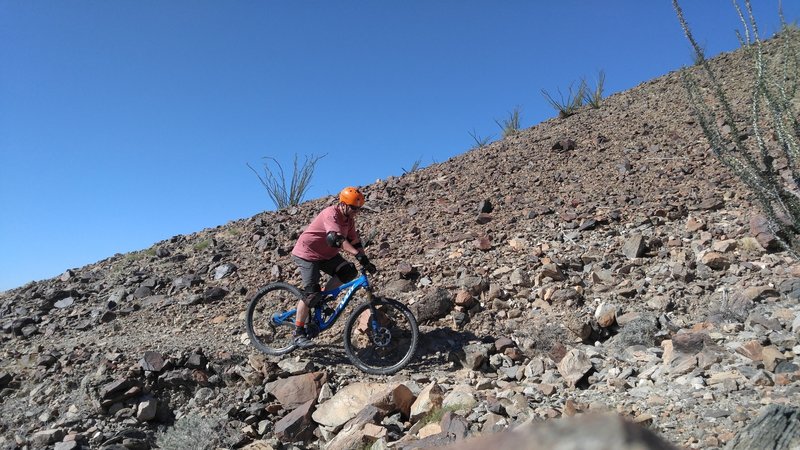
[673,0,800,256]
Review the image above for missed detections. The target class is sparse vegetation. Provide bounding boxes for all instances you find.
[494,106,522,138]
[530,323,569,355]
[583,70,606,108]
[613,316,659,349]
[193,239,212,252]
[417,403,470,428]
[541,81,587,118]
[708,287,749,323]
[356,439,378,450]
[122,253,139,263]
[120,249,151,264]
[155,412,221,450]
[468,129,493,149]
[217,227,242,240]
[248,153,326,210]
[739,236,765,254]
[403,157,423,174]
[673,0,800,257]
[691,42,707,65]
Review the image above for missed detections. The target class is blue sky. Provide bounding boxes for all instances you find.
[2,1,798,292]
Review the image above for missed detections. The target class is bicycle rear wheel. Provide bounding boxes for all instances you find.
[245,282,302,356]
[343,298,419,375]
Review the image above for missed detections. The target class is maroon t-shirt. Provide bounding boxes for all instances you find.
[291,205,358,261]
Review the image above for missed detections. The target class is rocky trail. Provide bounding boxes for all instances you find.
[2,31,800,450]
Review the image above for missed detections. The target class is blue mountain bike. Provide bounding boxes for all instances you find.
[245,268,419,375]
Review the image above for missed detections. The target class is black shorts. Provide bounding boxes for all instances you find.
[291,254,357,303]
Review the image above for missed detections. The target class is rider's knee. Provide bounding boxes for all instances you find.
[302,288,323,308]
[336,263,358,283]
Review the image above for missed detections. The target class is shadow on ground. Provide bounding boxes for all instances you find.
[300,326,491,375]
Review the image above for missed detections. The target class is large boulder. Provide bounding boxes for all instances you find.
[266,371,327,410]
[725,405,800,450]
[410,288,453,322]
[274,400,316,443]
[312,382,385,429]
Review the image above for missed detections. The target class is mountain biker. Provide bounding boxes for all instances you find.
[290,186,377,348]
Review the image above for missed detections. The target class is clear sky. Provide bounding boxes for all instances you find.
[2,1,798,292]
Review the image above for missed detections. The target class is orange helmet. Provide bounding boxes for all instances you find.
[339,186,365,207]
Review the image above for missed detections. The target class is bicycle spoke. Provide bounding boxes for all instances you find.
[247,279,419,375]
[343,299,419,375]
[245,283,302,356]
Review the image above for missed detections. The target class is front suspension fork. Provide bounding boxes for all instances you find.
[364,289,380,331]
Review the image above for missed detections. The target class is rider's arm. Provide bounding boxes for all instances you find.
[341,239,363,257]
[342,217,363,256]
[325,230,363,256]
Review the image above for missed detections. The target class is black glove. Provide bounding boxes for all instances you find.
[356,253,377,274]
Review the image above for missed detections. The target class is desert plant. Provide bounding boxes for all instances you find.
[530,322,569,355]
[739,236,766,254]
[583,70,606,108]
[707,287,750,323]
[613,316,659,349]
[541,81,587,118]
[355,439,378,450]
[468,129,493,149]
[155,412,221,450]
[673,0,800,257]
[403,157,423,174]
[248,153,325,210]
[121,249,152,263]
[494,106,522,138]
[416,403,470,428]
[193,239,212,252]
[691,41,707,65]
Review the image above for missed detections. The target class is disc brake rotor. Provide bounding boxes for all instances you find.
[372,327,392,347]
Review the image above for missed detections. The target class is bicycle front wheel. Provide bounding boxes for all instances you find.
[245,282,302,356]
[343,298,419,375]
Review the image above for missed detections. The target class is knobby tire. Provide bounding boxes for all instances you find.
[245,282,302,356]
[342,298,419,375]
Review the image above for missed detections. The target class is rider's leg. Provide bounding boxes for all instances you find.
[295,299,310,326]
[324,277,342,291]
[293,292,318,349]
[296,288,322,324]
[324,260,358,290]
[291,255,322,348]
[293,289,321,349]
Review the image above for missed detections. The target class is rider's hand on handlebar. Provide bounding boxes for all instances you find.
[356,253,377,274]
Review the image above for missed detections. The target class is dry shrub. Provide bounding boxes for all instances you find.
[613,316,659,349]
[530,322,570,355]
[155,412,221,450]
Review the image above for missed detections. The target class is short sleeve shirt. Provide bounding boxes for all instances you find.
[291,205,358,261]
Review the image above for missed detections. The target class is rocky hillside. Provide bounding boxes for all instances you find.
[2,31,800,450]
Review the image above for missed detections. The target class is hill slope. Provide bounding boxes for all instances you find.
[2,31,800,449]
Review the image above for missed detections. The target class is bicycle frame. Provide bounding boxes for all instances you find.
[270,270,373,332]
[246,265,418,374]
